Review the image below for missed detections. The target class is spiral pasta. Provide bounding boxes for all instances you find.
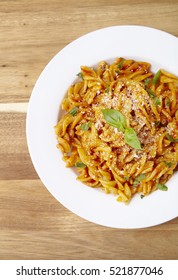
[55,57,178,203]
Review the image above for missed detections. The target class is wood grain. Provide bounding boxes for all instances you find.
[1,0,178,103]
[0,179,178,260]
[0,0,178,260]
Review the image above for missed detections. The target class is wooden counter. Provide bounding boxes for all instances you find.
[0,0,178,259]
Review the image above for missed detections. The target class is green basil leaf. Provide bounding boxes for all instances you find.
[163,161,172,168]
[124,176,130,181]
[80,122,92,131]
[102,109,126,132]
[102,109,142,149]
[133,174,146,187]
[144,78,150,87]
[69,106,78,116]
[146,87,160,105]
[105,84,110,93]
[152,69,161,84]
[124,127,142,150]
[154,96,161,106]
[166,134,178,143]
[156,183,168,191]
[133,180,139,187]
[117,59,124,69]
[146,88,156,98]
[155,121,161,127]
[75,162,86,168]
[137,174,146,181]
[165,97,171,107]
[77,72,83,80]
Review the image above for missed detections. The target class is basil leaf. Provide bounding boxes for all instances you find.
[154,96,161,106]
[165,97,171,107]
[133,180,139,187]
[146,88,156,98]
[152,70,161,84]
[146,88,161,106]
[102,109,126,132]
[163,161,172,168]
[69,106,78,116]
[117,59,124,69]
[144,78,150,87]
[105,84,110,93]
[156,183,168,191]
[124,176,130,181]
[75,162,86,168]
[124,127,142,150]
[140,194,145,199]
[137,174,146,181]
[80,122,92,131]
[133,174,146,187]
[166,134,178,143]
[77,72,83,80]
[155,121,161,127]
[102,109,141,149]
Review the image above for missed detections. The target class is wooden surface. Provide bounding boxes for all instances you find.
[0,0,178,260]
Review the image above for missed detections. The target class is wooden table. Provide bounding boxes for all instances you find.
[0,0,178,260]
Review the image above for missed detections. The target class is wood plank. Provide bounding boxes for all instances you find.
[0,112,38,180]
[0,0,178,261]
[0,179,177,259]
[0,0,178,103]
[0,103,28,113]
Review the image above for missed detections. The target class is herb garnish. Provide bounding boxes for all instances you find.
[154,96,161,106]
[102,109,126,132]
[155,121,161,127]
[75,162,86,168]
[152,70,161,84]
[117,59,124,69]
[80,122,92,131]
[133,174,146,187]
[163,161,172,168]
[146,88,160,106]
[146,88,155,98]
[69,106,78,116]
[156,183,168,191]
[124,127,142,150]
[166,134,178,143]
[144,78,150,87]
[165,97,171,107]
[105,84,110,93]
[124,176,130,181]
[102,109,141,150]
[140,194,145,199]
[77,72,83,80]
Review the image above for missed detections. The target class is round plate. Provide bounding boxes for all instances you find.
[26,25,178,228]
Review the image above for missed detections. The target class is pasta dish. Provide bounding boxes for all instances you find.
[55,58,178,203]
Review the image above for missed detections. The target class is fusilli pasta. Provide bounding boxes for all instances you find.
[55,58,178,202]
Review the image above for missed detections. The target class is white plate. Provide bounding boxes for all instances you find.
[26,25,178,229]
